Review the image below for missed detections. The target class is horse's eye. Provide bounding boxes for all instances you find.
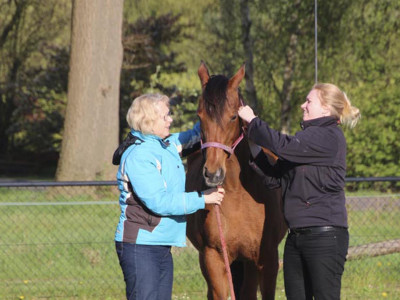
[230,115,238,122]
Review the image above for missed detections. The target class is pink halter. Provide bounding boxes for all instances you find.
[201,133,244,155]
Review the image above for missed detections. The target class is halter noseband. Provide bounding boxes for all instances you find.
[201,133,244,155]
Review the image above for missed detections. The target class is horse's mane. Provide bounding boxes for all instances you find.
[203,75,229,125]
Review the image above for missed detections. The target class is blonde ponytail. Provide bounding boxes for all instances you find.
[340,92,361,128]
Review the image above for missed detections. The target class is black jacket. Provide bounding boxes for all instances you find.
[248,116,348,229]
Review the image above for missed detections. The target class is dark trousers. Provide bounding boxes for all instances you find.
[115,242,173,300]
[283,228,349,300]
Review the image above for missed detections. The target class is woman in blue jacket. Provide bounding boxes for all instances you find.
[114,93,224,300]
[238,83,360,300]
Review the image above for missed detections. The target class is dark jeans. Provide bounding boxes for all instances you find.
[283,228,349,300]
[115,242,173,300]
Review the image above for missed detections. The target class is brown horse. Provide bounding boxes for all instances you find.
[186,62,287,300]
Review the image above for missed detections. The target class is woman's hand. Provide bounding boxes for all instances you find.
[203,187,225,205]
[238,105,257,123]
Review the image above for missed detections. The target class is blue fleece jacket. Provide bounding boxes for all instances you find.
[114,123,204,247]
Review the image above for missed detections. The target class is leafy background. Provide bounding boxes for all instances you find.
[0,0,399,188]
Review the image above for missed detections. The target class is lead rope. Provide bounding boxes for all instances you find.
[215,203,236,300]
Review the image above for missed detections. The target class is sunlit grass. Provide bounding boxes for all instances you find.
[0,187,399,299]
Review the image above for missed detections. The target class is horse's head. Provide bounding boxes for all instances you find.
[197,61,245,187]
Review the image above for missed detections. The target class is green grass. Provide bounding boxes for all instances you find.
[0,187,399,299]
[342,254,400,299]
[172,247,400,300]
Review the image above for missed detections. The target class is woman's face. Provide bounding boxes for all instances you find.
[153,102,173,139]
[301,89,331,121]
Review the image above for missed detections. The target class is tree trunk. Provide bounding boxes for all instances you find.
[56,0,123,181]
[240,0,258,110]
[280,0,301,134]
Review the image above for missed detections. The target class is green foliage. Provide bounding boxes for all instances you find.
[157,72,200,131]
[8,46,69,154]
[0,0,70,161]
[0,0,400,183]
[327,0,400,182]
[119,12,194,138]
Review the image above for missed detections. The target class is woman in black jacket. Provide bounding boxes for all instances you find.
[238,83,360,300]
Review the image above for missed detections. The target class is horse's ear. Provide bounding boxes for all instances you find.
[229,63,245,89]
[198,61,210,89]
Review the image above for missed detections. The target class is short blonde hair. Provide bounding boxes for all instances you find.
[313,83,361,129]
[126,93,170,135]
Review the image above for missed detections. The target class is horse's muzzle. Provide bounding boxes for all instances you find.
[203,166,225,187]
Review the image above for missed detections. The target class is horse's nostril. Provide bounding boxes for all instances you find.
[204,167,210,178]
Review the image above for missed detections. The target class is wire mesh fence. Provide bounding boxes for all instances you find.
[0,180,399,299]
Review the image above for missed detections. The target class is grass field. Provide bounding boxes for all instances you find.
[0,186,399,299]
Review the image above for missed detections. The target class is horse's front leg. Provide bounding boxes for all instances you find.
[199,247,230,300]
[259,246,280,300]
[240,261,259,300]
